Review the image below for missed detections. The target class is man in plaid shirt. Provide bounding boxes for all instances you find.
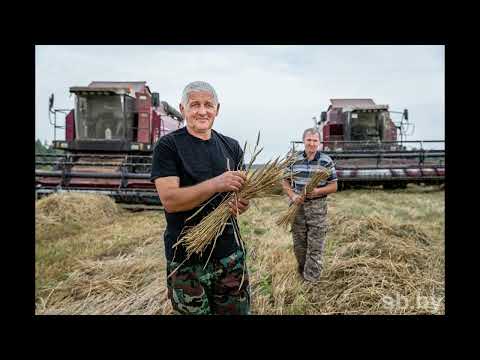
[282,128,338,282]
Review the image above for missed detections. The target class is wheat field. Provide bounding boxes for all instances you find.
[35,185,444,315]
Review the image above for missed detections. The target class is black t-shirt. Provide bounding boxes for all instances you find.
[150,127,244,264]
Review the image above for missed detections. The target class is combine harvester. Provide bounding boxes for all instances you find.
[291,99,445,190]
[35,81,184,208]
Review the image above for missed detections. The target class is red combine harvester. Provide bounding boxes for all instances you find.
[35,81,184,207]
[291,99,445,190]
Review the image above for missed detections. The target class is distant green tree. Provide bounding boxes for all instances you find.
[36,139,63,155]
[36,139,62,169]
[36,139,51,155]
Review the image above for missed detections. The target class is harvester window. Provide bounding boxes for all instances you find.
[75,95,125,140]
[79,97,87,113]
[351,112,381,141]
[124,96,136,141]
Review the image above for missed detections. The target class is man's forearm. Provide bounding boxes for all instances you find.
[315,181,338,196]
[160,178,218,213]
[156,170,246,213]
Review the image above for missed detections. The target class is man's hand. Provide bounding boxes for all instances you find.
[212,171,247,193]
[306,188,322,199]
[291,193,305,205]
[306,182,337,199]
[228,197,250,216]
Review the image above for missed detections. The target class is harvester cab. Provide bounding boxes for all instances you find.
[36,81,184,208]
[52,81,179,153]
[319,100,414,151]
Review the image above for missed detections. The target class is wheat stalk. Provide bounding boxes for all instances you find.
[276,167,331,229]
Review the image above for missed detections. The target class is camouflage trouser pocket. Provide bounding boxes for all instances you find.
[213,249,251,315]
[305,199,327,229]
[166,261,212,315]
[166,249,251,315]
[305,198,327,216]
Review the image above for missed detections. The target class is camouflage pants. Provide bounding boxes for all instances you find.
[292,198,328,282]
[166,249,250,315]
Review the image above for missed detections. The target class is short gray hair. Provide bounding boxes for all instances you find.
[181,81,219,107]
[302,128,321,140]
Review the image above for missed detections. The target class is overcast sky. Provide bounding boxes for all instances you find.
[35,45,444,163]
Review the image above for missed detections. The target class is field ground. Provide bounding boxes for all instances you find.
[35,184,444,315]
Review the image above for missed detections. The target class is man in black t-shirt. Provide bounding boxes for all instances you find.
[151,81,251,315]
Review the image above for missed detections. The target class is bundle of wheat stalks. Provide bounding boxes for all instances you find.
[276,167,331,229]
[169,133,296,278]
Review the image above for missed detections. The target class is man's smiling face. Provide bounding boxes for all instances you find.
[180,91,219,134]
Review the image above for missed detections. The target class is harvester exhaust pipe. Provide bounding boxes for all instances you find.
[49,94,54,112]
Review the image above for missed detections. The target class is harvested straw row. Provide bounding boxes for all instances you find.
[36,193,122,242]
[276,167,331,229]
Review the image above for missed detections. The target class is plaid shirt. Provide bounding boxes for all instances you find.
[287,150,337,195]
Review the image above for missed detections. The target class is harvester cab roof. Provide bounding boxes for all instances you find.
[342,105,389,112]
[325,99,389,116]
